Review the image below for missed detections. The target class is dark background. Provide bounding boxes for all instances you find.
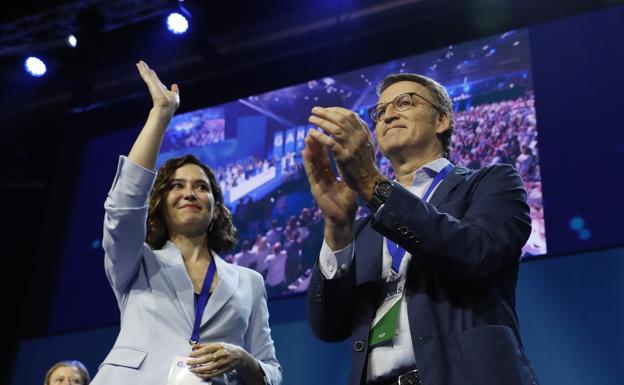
[1,0,623,383]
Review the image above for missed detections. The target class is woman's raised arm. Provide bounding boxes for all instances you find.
[128,60,180,170]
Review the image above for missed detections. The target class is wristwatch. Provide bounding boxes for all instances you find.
[366,177,394,212]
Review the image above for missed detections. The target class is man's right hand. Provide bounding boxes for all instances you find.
[302,132,357,250]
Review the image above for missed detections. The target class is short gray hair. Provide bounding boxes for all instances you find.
[376,73,454,158]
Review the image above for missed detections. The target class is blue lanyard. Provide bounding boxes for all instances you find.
[189,254,217,345]
[387,163,454,272]
[422,163,454,202]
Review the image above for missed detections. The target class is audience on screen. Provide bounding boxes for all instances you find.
[223,93,545,295]
[264,242,289,295]
[162,117,225,151]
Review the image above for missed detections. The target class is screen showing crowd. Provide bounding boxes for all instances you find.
[156,28,545,300]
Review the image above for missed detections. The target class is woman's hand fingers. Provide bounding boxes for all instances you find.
[187,342,248,378]
[135,60,180,111]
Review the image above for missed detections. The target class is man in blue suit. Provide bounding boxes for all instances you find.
[302,73,540,385]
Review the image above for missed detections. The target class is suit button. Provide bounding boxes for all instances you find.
[400,226,409,235]
[393,222,401,230]
[353,340,365,352]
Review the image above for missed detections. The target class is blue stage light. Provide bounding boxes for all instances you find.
[569,216,585,230]
[166,12,189,34]
[24,56,47,77]
[578,229,591,240]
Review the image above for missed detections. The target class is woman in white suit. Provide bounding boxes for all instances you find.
[91,61,281,385]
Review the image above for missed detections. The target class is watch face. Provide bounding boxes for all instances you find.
[377,180,394,199]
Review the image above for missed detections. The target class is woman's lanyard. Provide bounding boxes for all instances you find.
[188,253,217,345]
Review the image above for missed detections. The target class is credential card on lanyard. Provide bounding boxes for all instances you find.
[369,163,453,347]
[167,355,212,385]
[369,276,405,346]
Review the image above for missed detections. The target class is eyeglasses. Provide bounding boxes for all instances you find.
[368,92,441,122]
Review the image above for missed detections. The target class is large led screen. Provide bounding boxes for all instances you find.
[154,28,546,299]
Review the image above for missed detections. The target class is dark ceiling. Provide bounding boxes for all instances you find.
[1,0,618,129]
[0,0,618,182]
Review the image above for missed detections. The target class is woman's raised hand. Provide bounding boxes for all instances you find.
[136,60,180,114]
[128,61,180,169]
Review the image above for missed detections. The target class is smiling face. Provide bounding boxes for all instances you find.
[163,163,215,237]
[373,81,450,160]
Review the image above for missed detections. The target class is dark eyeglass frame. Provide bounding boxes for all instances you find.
[368,91,441,122]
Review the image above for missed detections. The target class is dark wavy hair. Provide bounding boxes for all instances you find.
[377,73,455,159]
[146,154,238,253]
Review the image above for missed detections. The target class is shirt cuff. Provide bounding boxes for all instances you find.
[318,239,354,279]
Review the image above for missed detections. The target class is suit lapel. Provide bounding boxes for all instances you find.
[428,165,469,207]
[201,253,239,327]
[158,242,195,329]
[355,219,383,285]
[157,243,240,331]
[353,166,468,283]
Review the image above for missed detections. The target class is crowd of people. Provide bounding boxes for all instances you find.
[450,93,545,255]
[221,160,324,297]
[219,93,545,296]
[162,116,225,151]
[214,155,273,193]
[211,152,298,201]
[230,206,324,296]
[451,93,539,180]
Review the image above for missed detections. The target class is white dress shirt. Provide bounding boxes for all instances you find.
[318,158,451,382]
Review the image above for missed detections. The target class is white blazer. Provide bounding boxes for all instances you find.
[91,156,282,385]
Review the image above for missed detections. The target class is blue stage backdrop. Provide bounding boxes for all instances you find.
[29,7,623,385]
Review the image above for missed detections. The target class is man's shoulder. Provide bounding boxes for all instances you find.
[465,162,520,180]
[459,163,525,196]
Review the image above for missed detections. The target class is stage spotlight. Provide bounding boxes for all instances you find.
[569,216,585,230]
[24,56,47,77]
[166,12,189,34]
[67,34,78,47]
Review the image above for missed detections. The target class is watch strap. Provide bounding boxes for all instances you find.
[366,177,393,212]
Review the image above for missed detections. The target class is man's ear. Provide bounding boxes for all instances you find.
[435,112,450,135]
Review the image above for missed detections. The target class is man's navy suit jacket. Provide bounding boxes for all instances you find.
[307,164,540,385]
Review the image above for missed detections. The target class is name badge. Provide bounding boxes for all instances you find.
[167,355,211,385]
[369,273,405,347]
